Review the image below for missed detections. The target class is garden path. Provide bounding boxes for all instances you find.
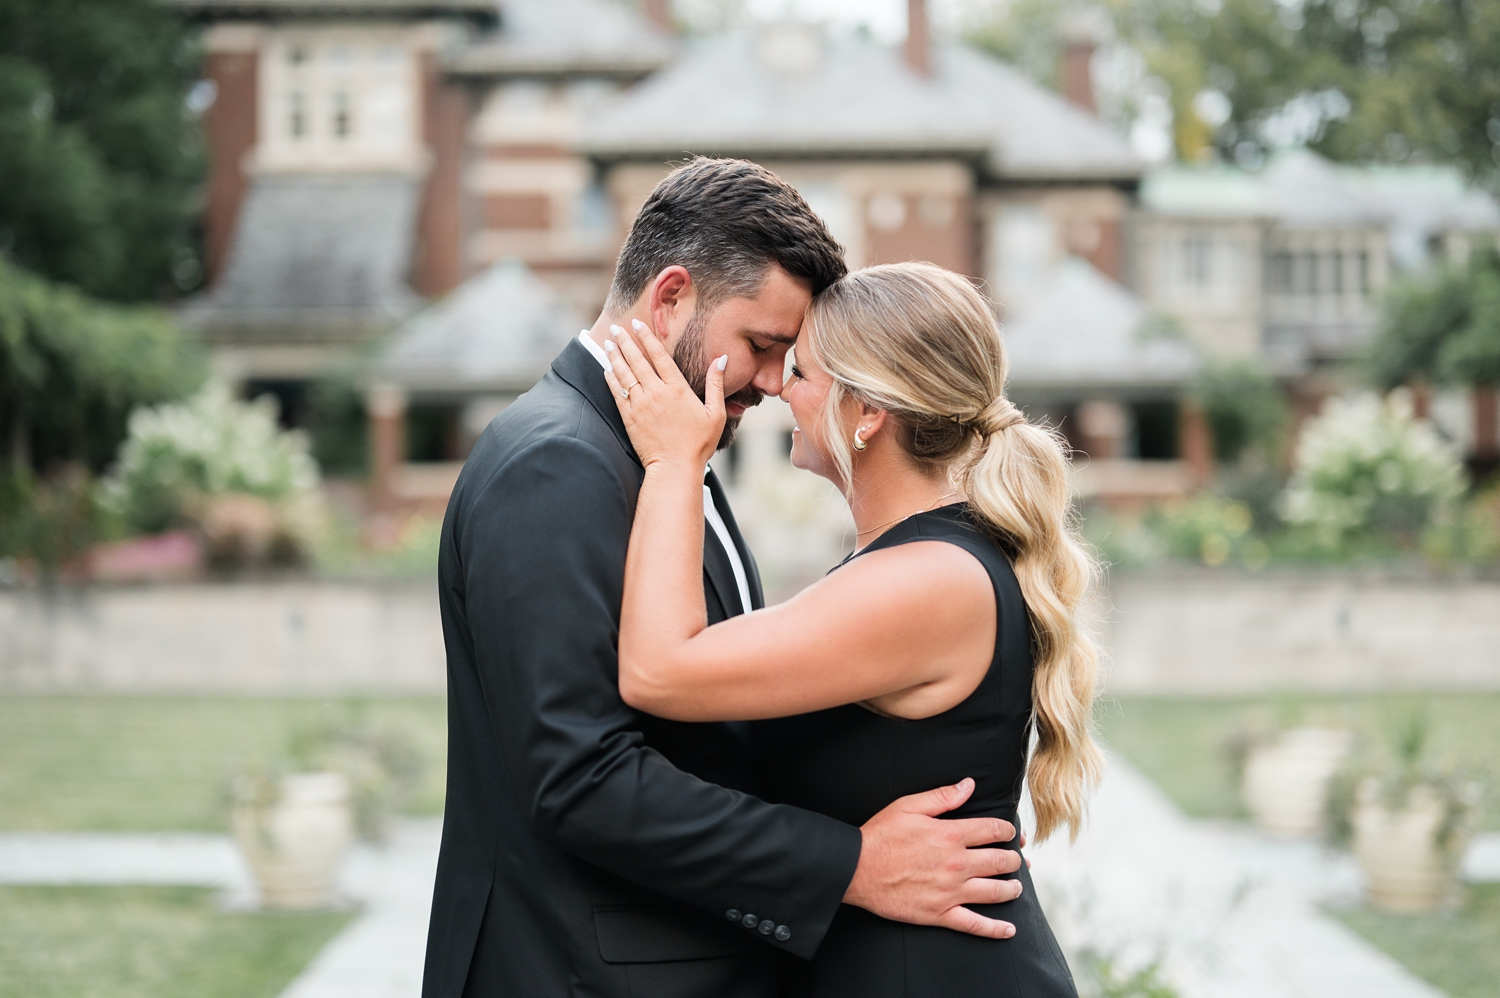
[1028,755,1469,998]
[0,786,1495,997]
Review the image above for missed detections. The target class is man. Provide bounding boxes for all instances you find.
[424,158,1022,998]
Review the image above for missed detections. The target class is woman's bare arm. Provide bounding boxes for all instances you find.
[601,326,995,724]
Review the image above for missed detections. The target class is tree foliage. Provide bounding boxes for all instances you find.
[962,0,1500,184]
[0,257,204,476]
[1191,358,1288,463]
[1370,250,1500,388]
[0,0,205,302]
[1142,0,1500,179]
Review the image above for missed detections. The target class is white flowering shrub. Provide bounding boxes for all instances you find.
[106,382,320,535]
[1279,393,1465,548]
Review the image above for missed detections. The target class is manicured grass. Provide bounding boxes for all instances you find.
[0,696,447,832]
[1096,692,1500,832]
[0,885,353,998]
[1332,884,1500,998]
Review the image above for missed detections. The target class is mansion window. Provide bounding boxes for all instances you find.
[1265,246,1372,298]
[1182,233,1212,287]
[259,33,419,170]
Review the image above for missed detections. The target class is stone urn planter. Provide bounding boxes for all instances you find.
[231,771,353,910]
[1241,727,1352,837]
[1352,779,1472,914]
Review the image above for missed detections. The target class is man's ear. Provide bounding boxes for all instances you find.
[647,266,694,347]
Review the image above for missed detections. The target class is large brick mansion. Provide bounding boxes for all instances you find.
[168,0,1499,512]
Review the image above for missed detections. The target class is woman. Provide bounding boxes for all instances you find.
[598,261,1101,997]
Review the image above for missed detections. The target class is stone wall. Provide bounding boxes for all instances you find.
[2,572,1496,694]
[1099,570,1500,694]
[0,582,445,693]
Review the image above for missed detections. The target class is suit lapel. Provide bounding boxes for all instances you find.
[701,514,743,620]
[705,469,764,611]
[552,340,760,616]
[551,338,639,464]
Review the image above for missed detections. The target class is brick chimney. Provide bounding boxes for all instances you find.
[1060,11,1109,114]
[904,0,930,77]
[643,0,671,33]
[1061,38,1095,113]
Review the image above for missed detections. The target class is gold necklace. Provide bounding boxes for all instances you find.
[855,492,962,540]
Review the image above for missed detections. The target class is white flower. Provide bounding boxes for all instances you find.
[105,381,321,524]
[1279,392,1464,544]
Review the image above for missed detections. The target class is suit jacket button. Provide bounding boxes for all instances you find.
[758,918,775,935]
[726,909,742,922]
[775,925,792,942]
[741,913,759,929]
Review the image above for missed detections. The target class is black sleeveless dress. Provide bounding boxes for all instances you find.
[752,504,1077,998]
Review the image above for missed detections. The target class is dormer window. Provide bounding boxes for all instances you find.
[259,30,419,171]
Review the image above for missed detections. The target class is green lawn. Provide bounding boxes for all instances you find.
[1096,692,1500,832]
[0,696,447,832]
[1332,884,1500,998]
[0,885,352,998]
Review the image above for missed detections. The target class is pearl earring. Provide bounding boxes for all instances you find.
[853,427,869,452]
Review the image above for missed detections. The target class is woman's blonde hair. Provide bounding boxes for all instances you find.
[802,261,1103,842]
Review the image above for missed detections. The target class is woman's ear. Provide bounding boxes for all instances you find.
[858,405,889,440]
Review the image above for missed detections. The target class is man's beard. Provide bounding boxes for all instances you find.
[673,313,763,452]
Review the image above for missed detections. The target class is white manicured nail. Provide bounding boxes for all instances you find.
[632,319,649,332]
[609,324,625,336]
[715,355,728,371]
[603,339,616,352]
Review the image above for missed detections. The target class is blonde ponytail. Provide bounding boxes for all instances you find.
[803,262,1103,842]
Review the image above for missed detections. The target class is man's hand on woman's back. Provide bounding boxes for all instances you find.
[842,778,1024,939]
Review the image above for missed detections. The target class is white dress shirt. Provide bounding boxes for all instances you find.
[577,332,755,613]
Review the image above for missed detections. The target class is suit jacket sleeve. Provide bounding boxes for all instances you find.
[458,436,861,959]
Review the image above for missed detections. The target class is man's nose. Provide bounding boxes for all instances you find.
[753,356,785,398]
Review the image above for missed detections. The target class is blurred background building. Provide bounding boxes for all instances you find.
[166,0,1500,529]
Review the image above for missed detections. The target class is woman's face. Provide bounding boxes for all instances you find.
[780,337,848,486]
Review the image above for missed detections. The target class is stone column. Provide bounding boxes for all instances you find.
[367,384,408,513]
[1180,399,1215,489]
[1075,400,1129,460]
[1475,385,1498,460]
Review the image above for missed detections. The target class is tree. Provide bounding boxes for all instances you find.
[1191,358,1288,463]
[0,0,205,302]
[961,0,1500,185]
[0,257,204,476]
[1142,0,1500,180]
[1369,250,1500,388]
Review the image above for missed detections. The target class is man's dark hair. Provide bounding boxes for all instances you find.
[604,158,847,316]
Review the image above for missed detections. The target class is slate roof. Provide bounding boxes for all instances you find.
[377,258,582,394]
[1142,149,1500,260]
[167,0,496,18]
[582,26,1141,182]
[445,0,672,78]
[181,174,423,338]
[1002,257,1199,391]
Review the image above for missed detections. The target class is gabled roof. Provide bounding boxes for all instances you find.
[582,25,1140,183]
[1142,149,1500,271]
[445,0,672,78]
[181,174,422,338]
[377,258,582,394]
[167,0,496,19]
[1003,258,1199,390]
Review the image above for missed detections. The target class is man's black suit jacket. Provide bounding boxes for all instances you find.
[423,340,864,998]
